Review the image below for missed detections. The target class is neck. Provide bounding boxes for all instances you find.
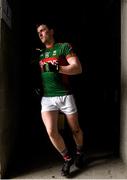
[45,39,55,49]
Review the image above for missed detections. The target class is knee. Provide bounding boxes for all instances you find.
[47,129,58,139]
[72,128,82,136]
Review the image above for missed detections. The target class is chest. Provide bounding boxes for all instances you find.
[39,47,67,66]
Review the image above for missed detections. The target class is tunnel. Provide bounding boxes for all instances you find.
[0,0,121,178]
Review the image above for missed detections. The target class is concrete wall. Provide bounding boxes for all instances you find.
[121,0,127,165]
[0,1,19,177]
[0,19,12,177]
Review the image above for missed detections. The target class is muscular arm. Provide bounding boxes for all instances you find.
[59,56,82,75]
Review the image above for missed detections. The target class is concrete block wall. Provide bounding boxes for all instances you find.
[0,15,19,177]
[121,0,127,165]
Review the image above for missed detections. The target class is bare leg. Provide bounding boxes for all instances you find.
[65,112,83,146]
[66,112,86,168]
[42,111,74,176]
[41,110,67,153]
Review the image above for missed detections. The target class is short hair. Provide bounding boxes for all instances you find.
[36,19,55,30]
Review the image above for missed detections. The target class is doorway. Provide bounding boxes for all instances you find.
[1,0,120,178]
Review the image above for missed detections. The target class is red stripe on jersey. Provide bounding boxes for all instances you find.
[40,57,58,62]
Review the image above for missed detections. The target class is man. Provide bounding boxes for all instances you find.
[35,22,85,176]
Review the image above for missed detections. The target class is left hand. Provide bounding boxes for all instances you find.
[43,62,59,72]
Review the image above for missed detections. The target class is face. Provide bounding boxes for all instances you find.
[37,24,53,44]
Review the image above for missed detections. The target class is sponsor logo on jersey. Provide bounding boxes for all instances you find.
[39,57,59,71]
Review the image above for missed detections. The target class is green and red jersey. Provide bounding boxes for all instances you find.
[39,42,76,97]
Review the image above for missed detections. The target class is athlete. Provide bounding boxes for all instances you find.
[35,22,85,176]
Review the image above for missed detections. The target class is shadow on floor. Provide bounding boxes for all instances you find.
[68,152,119,178]
[6,150,119,179]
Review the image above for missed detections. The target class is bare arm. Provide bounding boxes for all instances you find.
[59,56,82,75]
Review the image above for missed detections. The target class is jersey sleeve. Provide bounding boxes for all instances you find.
[62,43,77,59]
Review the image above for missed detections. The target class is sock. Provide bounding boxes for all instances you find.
[61,148,72,161]
[76,144,83,155]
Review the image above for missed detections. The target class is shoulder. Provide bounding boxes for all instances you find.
[56,42,72,50]
[40,48,46,53]
[58,42,71,46]
[39,48,46,59]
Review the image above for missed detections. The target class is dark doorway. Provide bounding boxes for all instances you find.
[4,0,120,178]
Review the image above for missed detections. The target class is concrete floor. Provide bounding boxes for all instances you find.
[11,152,127,179]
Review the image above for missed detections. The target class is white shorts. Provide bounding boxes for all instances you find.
[41,95,77,115]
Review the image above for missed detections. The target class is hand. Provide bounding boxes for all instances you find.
[43,62,59,72]
[33,88,42,99]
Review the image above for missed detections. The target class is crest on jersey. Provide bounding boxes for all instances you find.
[45,52,50,58]
[53,50,56,56]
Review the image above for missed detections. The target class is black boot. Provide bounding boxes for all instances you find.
[61,158,74,177]
[75,152,87,169]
